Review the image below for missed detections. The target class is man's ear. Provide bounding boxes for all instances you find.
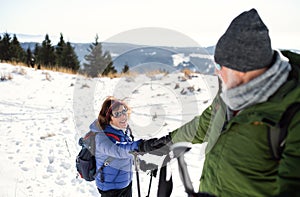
[241,67,268,83]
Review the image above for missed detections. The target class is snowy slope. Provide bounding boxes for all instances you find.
[0,63,218,197]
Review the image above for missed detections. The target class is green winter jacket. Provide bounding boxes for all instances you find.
[171,54,300,196]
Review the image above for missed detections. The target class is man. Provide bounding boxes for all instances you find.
[139,8,300,196]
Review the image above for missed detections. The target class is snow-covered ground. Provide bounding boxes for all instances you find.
[0,63,218,197]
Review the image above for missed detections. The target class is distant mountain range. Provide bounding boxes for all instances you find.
[21,40,300,75]
[16,32,300,75]
[21,42,216,74]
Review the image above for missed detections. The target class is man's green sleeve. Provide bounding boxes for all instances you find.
[171,105,213,144]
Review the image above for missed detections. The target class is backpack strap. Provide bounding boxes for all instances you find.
[83,131,95,140]
[94,156,115,181]
[105,133,120,141]
[268,102,300,160]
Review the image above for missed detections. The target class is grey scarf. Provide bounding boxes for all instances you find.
[220,51,291,111]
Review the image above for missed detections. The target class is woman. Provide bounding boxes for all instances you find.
[89,96,143,197]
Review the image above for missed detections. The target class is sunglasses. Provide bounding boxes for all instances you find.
[215,63,222,71]
[112,108,128,118]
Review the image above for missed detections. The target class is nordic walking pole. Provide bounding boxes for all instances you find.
[146,170,154,197]
[134,154,141,197]
[170,142,195,195]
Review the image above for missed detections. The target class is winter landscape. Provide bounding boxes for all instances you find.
[0,62,218,197]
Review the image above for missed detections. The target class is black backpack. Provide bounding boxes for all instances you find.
[76,131,119,181]
[267,102,300,160]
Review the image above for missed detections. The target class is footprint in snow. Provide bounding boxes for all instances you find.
[19,161,31,171]
[48,149,54,164]
[60,161,71,170]
[55,179,66,185]
[21,167,29,171]
[47,164,56,173]
[36,154,42,163]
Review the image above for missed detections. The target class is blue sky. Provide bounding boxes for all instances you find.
[1,0,300,49]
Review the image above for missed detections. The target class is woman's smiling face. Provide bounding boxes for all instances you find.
[110,105,128,129]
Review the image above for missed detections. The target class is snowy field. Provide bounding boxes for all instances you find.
[0,63,218,197]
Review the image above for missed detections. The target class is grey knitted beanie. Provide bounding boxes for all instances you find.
[214,8,274,72]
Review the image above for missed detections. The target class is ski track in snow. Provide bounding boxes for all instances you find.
[0,63,218,197]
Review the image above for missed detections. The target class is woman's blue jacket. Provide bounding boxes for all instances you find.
[89,120,140,191]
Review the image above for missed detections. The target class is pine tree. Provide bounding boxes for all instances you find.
[122,64,129,73]
[11,34,26,63]
[0,33,12,61]
[54,34,80,72]
[83,34,114,77]
[55,33,66,67]
[38,34,56,67]
[61,42,80,71]
[34,43,41,66]
[102,61,117,76]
